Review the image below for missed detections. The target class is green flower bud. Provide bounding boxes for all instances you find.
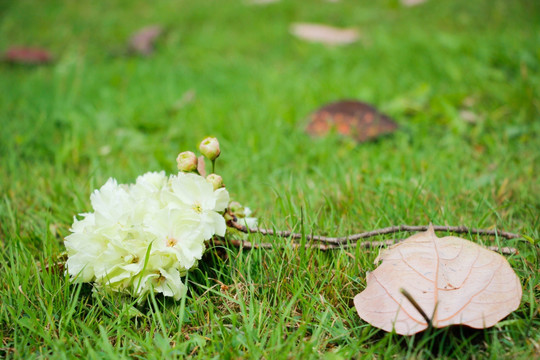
[228,201,245,218]
[176,151,198,172]
[199,137,221,161]
[206,173,224,190]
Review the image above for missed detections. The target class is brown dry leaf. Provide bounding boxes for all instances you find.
[128,25,163,56]
[290,23,359,45]
[354,225,522,335]
[3,47,53,65]
[306,100,398,142]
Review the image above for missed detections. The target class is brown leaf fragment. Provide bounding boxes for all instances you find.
[3,47,53,65]
[354,225,522,335]
[306,100,398,142]
[36,261,65,274]
[128,25,163,56]
[290,23,359,45]
[36,253,67,274]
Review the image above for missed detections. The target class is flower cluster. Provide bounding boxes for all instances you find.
[64,171,229,300]
[65,137,258,300]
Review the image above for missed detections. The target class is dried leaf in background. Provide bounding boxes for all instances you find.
[290,23,359,45]
[128,25,163,56]
[3,47,53,65]
[459,109,482,124]
[168,89,196,115]
[354,226,522,335]
[306,100,398,142]
[247,0,280,5]
[401,0,428,6]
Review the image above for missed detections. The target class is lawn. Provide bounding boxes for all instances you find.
[1,0,539,358]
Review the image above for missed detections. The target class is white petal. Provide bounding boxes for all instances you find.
[214,188,230,212]
[207,211,227,237]
[242,217,259,230]
[155,268,186,300]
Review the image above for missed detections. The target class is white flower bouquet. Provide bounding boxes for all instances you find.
[64,137,254,300]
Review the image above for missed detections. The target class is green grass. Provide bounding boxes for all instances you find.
[1,0,539,358]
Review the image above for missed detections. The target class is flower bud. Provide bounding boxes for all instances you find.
[199,137,221,161]
[228,201,245,217]
[206,173,224,190]
[176,151,198,172]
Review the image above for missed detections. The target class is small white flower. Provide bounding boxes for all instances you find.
[145,208,207,269]
[230,205,258,230]
[90,178,133,228]
[134,171,168,194]
[165,173,229,239]
[135,268,186,301]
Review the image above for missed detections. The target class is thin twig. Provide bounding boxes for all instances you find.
[212,238,518,255]
[230,222,521,245]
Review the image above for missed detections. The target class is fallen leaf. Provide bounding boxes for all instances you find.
[401,0,428,6]
[354,225,522,335]
[128,25,163,56]
[173,90,196,109]
[290,23,359,45]
[459,109,481,124]
[306,100,398,142]
[3,46,53,65]
[247,0,280,5]
[168,90,196,115]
